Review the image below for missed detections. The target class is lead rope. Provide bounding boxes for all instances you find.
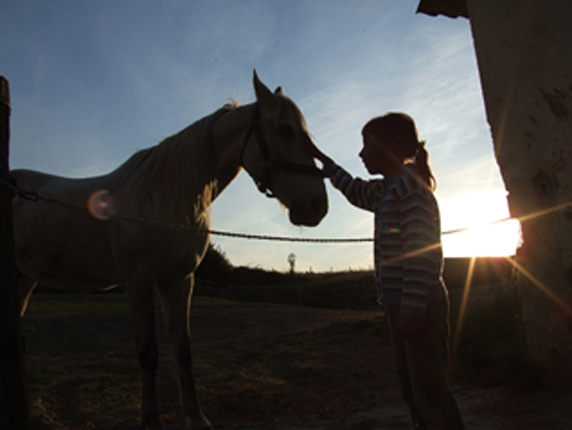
[2,177,520,243]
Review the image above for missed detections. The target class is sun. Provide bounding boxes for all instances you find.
[440,191,522,258]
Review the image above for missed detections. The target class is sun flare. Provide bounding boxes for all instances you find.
[440,191,522,257]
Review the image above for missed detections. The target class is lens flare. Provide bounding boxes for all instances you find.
[87,189,115,220]
[450,257,477,369]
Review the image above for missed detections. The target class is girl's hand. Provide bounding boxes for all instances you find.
[302,134,330,164]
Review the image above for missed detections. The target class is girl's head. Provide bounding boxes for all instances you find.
[360,112,436,190]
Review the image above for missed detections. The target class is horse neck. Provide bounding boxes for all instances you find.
[116,107,241,221]
[209,103,256,197]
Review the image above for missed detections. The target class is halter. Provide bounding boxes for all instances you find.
[240,103,326,198]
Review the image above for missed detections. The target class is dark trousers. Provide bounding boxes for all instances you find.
[385,300,464,430]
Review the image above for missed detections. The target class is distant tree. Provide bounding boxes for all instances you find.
[287,252,296,274]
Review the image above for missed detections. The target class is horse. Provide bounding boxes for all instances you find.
[12,71,328,430]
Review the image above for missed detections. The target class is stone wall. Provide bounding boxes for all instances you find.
[467,0,572,384]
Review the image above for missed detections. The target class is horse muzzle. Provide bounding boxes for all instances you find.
[288,195,328,227]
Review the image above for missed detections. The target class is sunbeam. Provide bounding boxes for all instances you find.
[505,256,572,316]
[450,257,477,369]
[517,201,572,224]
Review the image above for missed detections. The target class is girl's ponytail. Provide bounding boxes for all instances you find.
[415,140,437,191]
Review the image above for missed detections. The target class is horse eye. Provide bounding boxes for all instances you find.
[278,124,295,140]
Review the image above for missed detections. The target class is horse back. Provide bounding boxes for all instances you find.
[11,169,122,292]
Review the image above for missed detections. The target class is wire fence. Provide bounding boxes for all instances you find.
[2,177,516,243]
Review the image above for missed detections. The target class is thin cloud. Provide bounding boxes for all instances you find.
[2,1,510,271]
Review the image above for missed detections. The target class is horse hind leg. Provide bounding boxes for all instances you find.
[126,280,164,430]
[159,276,211,429]
[18,275,37,317]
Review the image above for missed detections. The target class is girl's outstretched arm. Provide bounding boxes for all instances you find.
[303,137,383,212]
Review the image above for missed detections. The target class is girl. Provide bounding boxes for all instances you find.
[306,113,464,430]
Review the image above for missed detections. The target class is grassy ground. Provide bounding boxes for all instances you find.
[24,294,396,429]
[22,293,572,429]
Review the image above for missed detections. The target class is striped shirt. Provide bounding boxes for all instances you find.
[325,159,447,318]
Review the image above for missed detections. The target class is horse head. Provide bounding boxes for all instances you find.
[241,71,328,227]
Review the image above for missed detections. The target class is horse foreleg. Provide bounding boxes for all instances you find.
[159,276,211,430]
[126,281,163,430]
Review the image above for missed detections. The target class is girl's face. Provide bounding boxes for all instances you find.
[359,133,401,176]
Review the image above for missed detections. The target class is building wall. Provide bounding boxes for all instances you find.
[467,0,572,383]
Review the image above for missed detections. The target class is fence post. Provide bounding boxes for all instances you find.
[0,76,29,429]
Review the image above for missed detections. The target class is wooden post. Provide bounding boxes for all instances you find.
[0,76,29,429]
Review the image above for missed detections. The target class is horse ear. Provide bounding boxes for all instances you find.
[274,86,283,95]
[253,70,276,106]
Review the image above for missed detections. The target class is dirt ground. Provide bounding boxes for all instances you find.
[23,294,572,429]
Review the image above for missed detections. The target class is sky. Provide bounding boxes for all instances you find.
[1,1,521,272]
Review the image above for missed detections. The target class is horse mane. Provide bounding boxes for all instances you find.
[116,104,237,219]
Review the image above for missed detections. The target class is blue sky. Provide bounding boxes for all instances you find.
[2,1,517,272]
